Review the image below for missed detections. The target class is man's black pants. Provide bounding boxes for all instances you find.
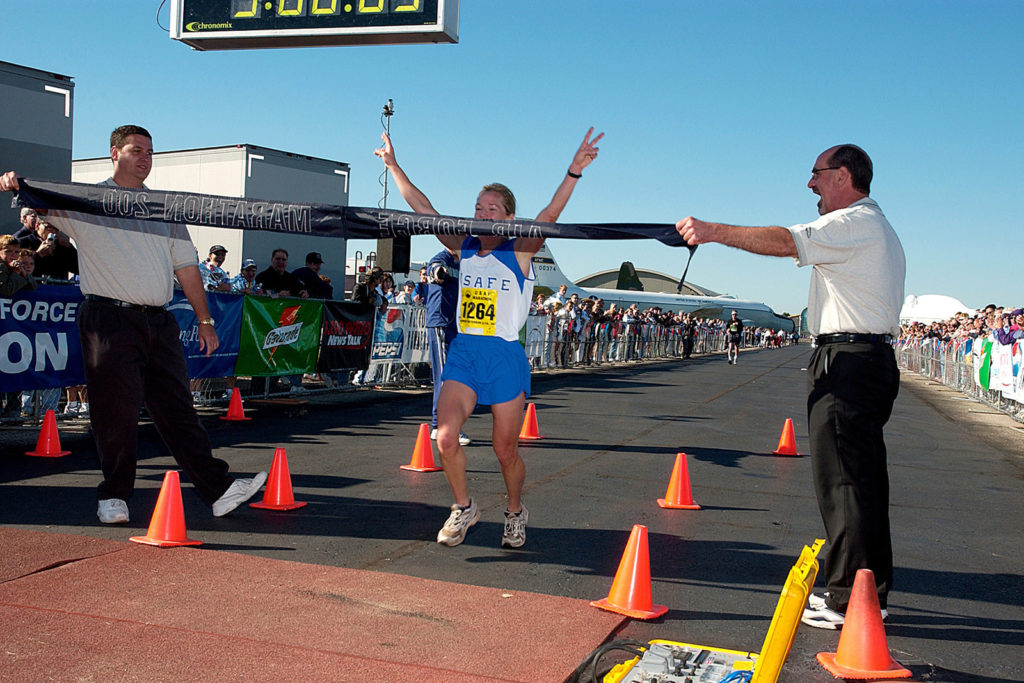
[79,301,232,506]
[807,340,900,611]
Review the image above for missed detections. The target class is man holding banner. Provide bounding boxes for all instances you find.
[0,125,267,524]
[676,144,905,630]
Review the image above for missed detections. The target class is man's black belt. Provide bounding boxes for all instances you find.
[815,333,893,345]
[83,294,166,312]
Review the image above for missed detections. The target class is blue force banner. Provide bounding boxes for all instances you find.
[168,290,244,380]
[318,301,375,371]
[0,285,85,391]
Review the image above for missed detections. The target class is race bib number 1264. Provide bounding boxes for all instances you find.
[459,287,497,336]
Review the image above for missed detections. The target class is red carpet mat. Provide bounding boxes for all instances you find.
[0,528,624,681]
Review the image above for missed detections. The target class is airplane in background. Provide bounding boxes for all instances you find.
[531,243,796,332]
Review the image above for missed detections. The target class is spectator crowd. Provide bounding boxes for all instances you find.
[528,289,795,368]
[898,304,1024,347]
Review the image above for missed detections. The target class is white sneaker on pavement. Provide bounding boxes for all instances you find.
[802,592,888,630]
[501,505,529,548]
[212,471,268,517]
[97,498,129,524]
[430,429,472,446]
[436,499,479,546]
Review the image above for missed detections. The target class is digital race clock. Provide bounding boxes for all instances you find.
[170,0,459,50]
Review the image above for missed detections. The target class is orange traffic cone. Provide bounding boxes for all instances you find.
[817,569,911,679]
[251,447,306,510]
[130,471,202,547]
[657,453,701,509]
[772,418,800,456]
[590,524,668,619]
[220,389,251,421]
[26,409,70,458]
[400,424,443,472]
[519,403,544,440]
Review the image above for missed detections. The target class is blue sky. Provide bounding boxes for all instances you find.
[2,1,1020,315]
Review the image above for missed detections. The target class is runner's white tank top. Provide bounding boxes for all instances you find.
[456,236,535,342]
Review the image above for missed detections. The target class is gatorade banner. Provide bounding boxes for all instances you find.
[168,290,244,380]
[0,285,85,391]
[235,297,323,377]
[317,301,374,371]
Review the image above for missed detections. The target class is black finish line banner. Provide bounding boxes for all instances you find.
[12,178,692,247]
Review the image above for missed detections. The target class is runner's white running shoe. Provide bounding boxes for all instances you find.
[437,499,479,546]
[501,505,529,548]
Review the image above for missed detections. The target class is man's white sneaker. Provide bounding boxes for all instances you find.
[429,429,471,446]
[501,505,529,548]
[97,498,129,524]
[436,499,479,546]
[802,592,888,630]
[63,401,80,416]
[212,472,268,517]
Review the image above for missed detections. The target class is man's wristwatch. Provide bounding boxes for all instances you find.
[198,317,215,326]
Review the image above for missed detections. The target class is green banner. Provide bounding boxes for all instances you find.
[235,297,323,377]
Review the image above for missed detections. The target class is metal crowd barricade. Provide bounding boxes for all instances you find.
[187,311,738,406]
[520,313,733,370]
[896,337,1024,423]
[23,293,742,421]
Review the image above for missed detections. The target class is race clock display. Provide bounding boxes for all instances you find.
[170,0,459,50]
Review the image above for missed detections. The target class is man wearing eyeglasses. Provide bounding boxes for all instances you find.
[676,144,905,632]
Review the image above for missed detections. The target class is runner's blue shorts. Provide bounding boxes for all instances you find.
[441,334,531,405]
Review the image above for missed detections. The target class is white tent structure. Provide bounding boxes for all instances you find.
[900,294,971,324]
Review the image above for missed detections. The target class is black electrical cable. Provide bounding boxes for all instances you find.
[566,639,648,683]
[155,0,169,32]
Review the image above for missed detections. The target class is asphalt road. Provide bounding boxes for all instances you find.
[2,344,1022,681]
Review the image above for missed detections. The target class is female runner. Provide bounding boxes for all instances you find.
[375,127,602,547]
